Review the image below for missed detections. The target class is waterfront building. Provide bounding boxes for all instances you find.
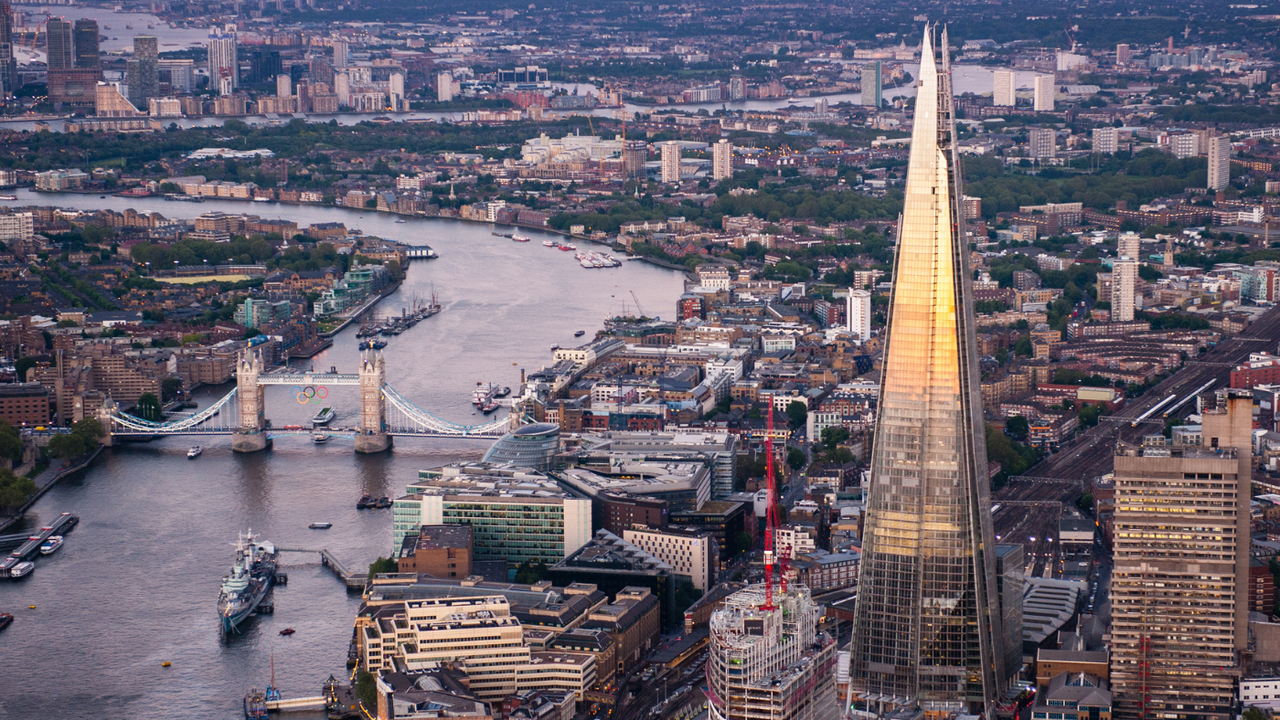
[331,38,349,68]
[395,524,473,577]
[848,28,1009,716]
[1208,135,1231,191]
[481,422,560,470]
[712,139,733,180]
[391,463,592,564]
[0,2,15,97]
[95,82,143,117]
[1034,74,1055,112]
[707,584,838,720]
[233,298,291,329]
[1108,392,1251,720]
[661,142,681,184]
[1093,126,1119,155]
[846,288,871,341]
[128,36,158,108]
[1110,257,1136,323]
[0,382,50,426]
[622,526,714,590]
[1029,127,1056,159]
[207,24,238,93]
[993,69,1015,106]
[861,60,882,108]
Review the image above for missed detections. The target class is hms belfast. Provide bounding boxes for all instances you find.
[846,26,1016,719]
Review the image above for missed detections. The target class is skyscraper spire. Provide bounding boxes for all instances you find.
[847,25,1007,716]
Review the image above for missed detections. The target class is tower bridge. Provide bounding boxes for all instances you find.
[96,351,513,453]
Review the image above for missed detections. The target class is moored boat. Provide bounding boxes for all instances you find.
[512,233,530,242]
[39,536,62,555]
[8,561,33,579]
[542,240,555,247]
[218,531,278,635]
[244,688,268,720]
[309,522,332,530]
[188,445,203,458]
[0,612,12,632]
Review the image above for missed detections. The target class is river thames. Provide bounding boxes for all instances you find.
[0,196,686,720]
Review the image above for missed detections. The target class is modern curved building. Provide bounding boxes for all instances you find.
[482,423,561,471]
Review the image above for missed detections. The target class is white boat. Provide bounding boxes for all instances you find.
[309,522,332,529]
[0,194,16,201]
[313,433,330,444]
[9,561,33,579]
[39,536,63,555]
[253,197,270,203]
[395,219,407,223]
[512,233,531,242]
[542,240,555,247]
[187,446,203,458]
[311,407,335,426]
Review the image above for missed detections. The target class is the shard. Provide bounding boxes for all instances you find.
[848,26,1007,717]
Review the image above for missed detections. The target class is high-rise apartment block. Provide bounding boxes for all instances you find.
[1109,392,1251,720]
[1207,135,1231,191]
[845,289,871,340]
[0,3,16,97]
[1117,233,1140,261]
[861,60,882,108]
[712,139,733,180]
[1166,132,1199,159]
[707,585,837,720]
[1029,127,1057,159]
[661,142,681,184]
[437,71,455,102]
[849,28,1010,715]
[622,140,648,179]
[1110,257,1137,322]
[1093,126,1119,154]
[993,69,1016,106]
[276,74,292,98]
[1034,74,1055,112]
[1116,43,1131,65]
[207,24,238,93]
[128,36,158,108]
[331,39,348,68]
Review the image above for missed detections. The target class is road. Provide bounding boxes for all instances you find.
[612,643,709,720]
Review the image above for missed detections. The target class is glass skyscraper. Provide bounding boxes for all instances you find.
[848,27,1007,717]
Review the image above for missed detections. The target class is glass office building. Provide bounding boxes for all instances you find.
[482,423,561,471]
[848,27,1007,717]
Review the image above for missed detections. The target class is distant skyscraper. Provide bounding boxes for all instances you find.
[1116,43,1131,65]
[128,35,158,107]
[73,19,99,70]
[661,142,680,184]
[0,2,17,96]
[1033,74,1054,111]
[331,39,348,68]
[993,69,1015,106]
[712,139,732,180]
[335,72,350,106]
[728,75,745,101]
[389,72,404,110]
[1093,126,1119,154]
[207,24,238,93]
[1028,127,1056,159]
[46,19,74,71]
[436,71,454,102]
[848,27,1008,716]
[1109,392,1251,720]
[276,73,292,98]
[1110,256,1137,322]
[622,140,647,179]
[1207,135,1230,191]
[707,585,837,720]
[845,289,871,340]
[861,60,881,108]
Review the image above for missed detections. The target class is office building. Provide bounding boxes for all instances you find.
[331,38,348,68]
[622,140,648,179]
[1034,74,1055,112]
[127,36,158,108]
[661,142,681,184]
[0,2,15,97]
[1029,127,1057,159]
[1109,392,1251,720]
[707,584,837,720]
[845,289,871,340]
[549,529,676,630]
[712,139,732,180]
[848,28,1009,716]
[276,73,291,98]
[95,81,143,117]
[481,422,560,471]
[1093,126,1119,154]
[1116,43,1131,65]
[580,430,737,500]
[861,60,882,108]
[1110,257,1137,322]
[581,586,662,672]
[437,71,455,102]
[392,463,592,565]
[207,24,238,93]
[73,19,99,70]
[623,526,714,590]
[46,19,73,70]
[993,69,1016,107]
[1208,135,1230,191]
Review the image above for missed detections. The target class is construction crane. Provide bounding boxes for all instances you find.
[762,405,781,610]
[629,290,646,319]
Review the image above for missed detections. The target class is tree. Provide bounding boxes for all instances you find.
[787,447,806,471]
[46,432,88,461]
[1005,415,1030,442]
[367,556,397,578]
[162,377,184,402]
[135,393,162,421]
[730,530,754,556]
[514,559,550,584]
[673,580,703,615]
[785,400,808,430]
[820,426,849,450]
[0,419,21,463]
[0,468,36,510]
[355,670,377,709]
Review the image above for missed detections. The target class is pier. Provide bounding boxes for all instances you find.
[1,513,77,558]
[277,547,365,590]
[266,696,328,712]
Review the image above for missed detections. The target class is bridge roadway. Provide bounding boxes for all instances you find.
[995,302,1280,507]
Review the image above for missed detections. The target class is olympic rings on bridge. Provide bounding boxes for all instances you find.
[291,386,329,404]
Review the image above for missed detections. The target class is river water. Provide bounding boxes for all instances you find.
[0,194,686,720]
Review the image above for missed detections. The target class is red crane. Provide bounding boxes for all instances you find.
[762,405,781,609]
